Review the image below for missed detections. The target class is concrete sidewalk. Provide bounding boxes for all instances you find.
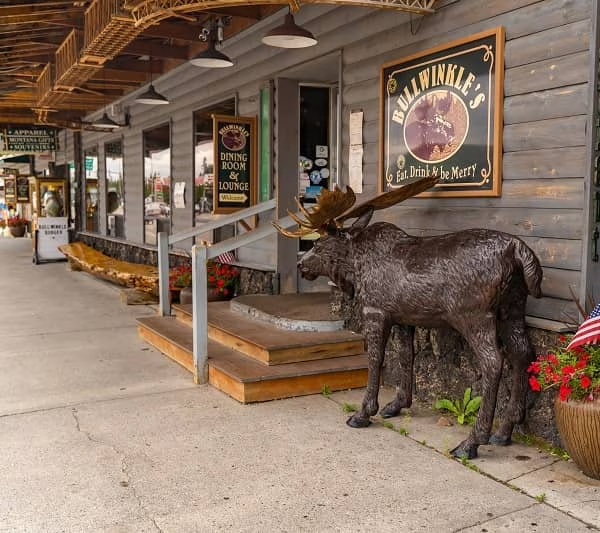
[0,236,598,532]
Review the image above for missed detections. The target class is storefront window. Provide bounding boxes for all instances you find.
[143,124,170,245]
[84,146,98,232]
[105,140,124,238]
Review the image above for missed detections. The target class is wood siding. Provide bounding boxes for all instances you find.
[59,0,595,325]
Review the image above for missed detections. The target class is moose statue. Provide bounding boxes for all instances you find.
[274,176,543,459]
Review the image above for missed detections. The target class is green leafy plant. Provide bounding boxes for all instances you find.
[434,387,482,425]
[321,384,332,396]
[341,402,358,413]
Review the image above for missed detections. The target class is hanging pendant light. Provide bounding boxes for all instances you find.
[135,83,170,105]
[190,37,233,68]
[262,13,317,49]
[135,57,170,104]
[90,112,121,129]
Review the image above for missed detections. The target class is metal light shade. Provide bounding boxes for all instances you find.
[190,39,233,68]
[91,112,121,129]
[262,13,317,48]
[135,84,169,105]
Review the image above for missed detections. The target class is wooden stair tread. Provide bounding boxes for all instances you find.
[137,315,368,384]
[185,301,364,350]
[208,346,368,383]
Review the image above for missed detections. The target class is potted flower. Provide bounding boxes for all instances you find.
[207,260,239,300]
[7,214,28,238]
[528,306,600,479]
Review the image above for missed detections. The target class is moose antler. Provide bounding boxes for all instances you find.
[336,175,439,223]
[273,186,356,237]
[273,175,439,237]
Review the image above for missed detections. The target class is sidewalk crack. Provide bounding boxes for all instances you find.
[70,407,163,532]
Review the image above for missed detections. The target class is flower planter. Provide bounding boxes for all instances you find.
[9,224,26,238]
[554,398,600,480]
[169,288,182,305]
[180,286,193,305]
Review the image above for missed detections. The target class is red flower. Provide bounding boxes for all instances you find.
[527,361,541,374]
[559,384,572,401]
[580,375,592,389]
[529,375,541,392]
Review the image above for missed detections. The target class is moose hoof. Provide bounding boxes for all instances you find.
[488,433,512,447]
[450,442,479,460]
[380,403,402,419]
[346,415,371,428]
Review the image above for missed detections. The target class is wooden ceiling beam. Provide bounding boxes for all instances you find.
[121,40,189,60]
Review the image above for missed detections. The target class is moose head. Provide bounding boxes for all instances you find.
[274,175,439,294]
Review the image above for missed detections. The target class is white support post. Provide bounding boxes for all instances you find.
[192,243,209,384]
[157,231,170,317]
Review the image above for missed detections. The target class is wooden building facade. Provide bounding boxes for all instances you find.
[55,0,599,330]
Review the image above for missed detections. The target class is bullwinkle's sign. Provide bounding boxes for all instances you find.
[213,115,257,214]
[380,27,504,197]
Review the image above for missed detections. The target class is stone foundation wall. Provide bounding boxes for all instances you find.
[332,288,562,447]
[74,233,277,295]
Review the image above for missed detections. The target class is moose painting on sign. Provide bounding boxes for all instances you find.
[274,175,543,459]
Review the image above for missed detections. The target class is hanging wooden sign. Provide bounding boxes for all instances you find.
[16,176,30,203]
[380,27,505,197]
[212,115,257,214]
[4,176,16,204]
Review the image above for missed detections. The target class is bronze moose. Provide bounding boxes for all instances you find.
[275,176,543,459]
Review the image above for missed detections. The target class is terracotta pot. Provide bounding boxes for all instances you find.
[9,224,26,238]
[169,288,182,305]
[179,286,193,305]
[554,398,600,479]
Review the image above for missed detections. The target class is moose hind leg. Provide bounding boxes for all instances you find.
[450,321,503,459]
[490,314,534,446]
[380,325,415,419]
[347,308,391,428]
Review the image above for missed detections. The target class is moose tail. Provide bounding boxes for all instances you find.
[514,239,543,298]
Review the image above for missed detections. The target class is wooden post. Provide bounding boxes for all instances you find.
[192,243,209,384]
[157,231,169,316]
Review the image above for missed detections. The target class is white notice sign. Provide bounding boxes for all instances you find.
[37,217,69,261]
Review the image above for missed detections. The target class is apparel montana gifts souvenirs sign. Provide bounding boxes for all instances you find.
[380,27,504,197]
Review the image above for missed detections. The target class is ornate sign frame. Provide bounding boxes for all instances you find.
[212,114,257,214]
[380,27,505,197]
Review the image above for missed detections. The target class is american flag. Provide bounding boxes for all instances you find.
[215,251,236,264]
[566,302,600,350]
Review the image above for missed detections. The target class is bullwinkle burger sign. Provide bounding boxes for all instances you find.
[380,27,504,197]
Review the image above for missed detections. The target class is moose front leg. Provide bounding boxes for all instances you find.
[347,307,391,428]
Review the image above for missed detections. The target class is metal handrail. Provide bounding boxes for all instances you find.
[156,199,296,383]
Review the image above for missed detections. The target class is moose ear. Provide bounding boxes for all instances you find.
[351,208,374,231]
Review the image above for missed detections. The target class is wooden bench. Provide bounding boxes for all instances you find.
[58,242,159,295]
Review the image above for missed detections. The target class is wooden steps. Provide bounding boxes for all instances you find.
[137,295,368,403]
